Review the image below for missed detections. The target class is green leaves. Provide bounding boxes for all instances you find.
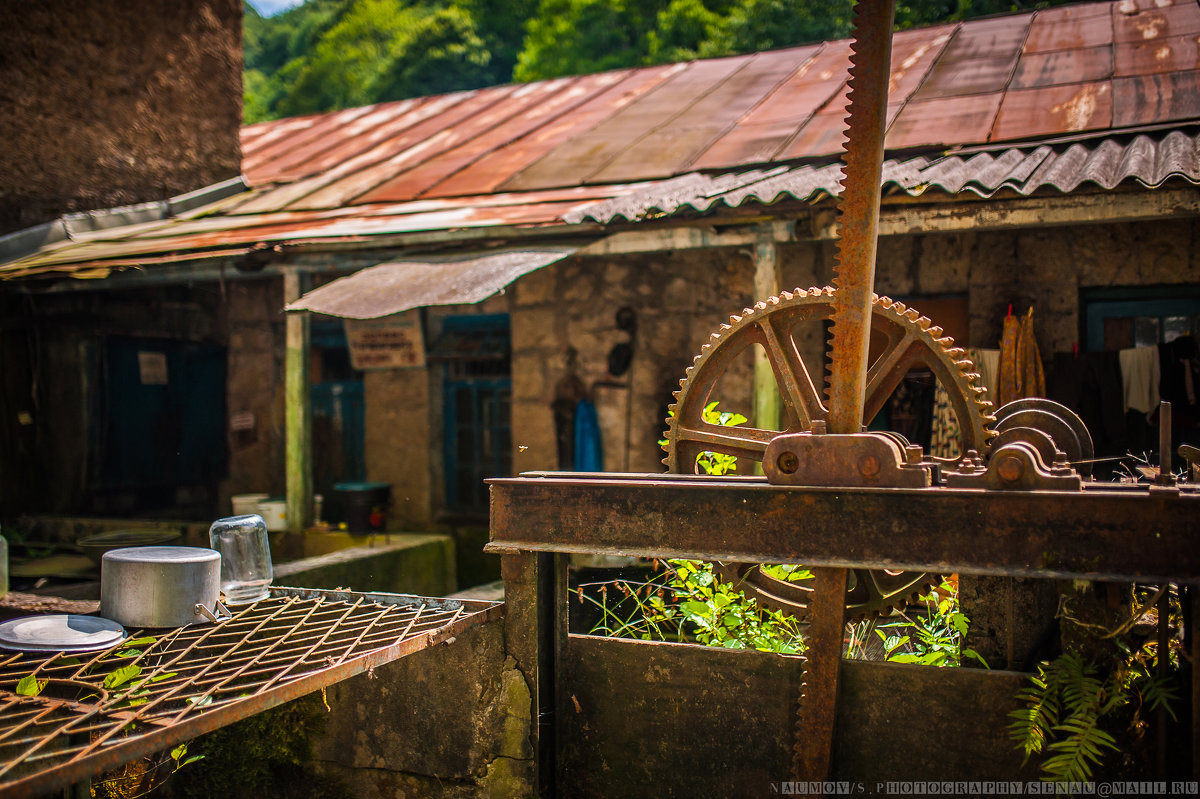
[103,664,143,691]
[15,674,45,697]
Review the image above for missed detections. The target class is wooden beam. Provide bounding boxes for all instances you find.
[284,270,312,534]
[811,187,1200,239]
[580,220,795,256]
[752,236,782,471]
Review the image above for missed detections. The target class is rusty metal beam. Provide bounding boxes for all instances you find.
[487,474,1200,583]
[793,567,847,788]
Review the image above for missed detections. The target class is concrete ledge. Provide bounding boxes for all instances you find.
[274,533,457,596]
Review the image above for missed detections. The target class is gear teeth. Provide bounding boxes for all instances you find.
[892,301,907,315]
[944,347,965,359]
[904,309,921,323]
[935,337,955,348]
[780,290,794,301]
[877,295,894,309]
[926,325,942,338]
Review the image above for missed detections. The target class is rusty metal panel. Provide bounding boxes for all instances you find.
[486,475,1200,583]
[886,93,1004,150]
[497,64,689,192]
[692,42,848,168]
[425,69,640,198]
[297,85,529,210]
[778,109,849,160]
[1113,69,1200,126]
[285,246,581,318]
[241,87,518,213]
[1116,34,1200,76]
[582,55,756,184]
[1011,45,1114,89]
[354,77,597,203]
[1114,0,1200,43]
[248,97,431,185]
[244,104,380,185]
[593,50,808,182]
[1023,2,1114,53]
[885,23,956,101]
[990,81,1113,142]
[239,113,321,161]
[913,16,1029,99]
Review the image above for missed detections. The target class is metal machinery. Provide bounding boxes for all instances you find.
[487,0,1200,791]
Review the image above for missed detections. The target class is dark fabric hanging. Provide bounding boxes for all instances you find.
[1049,351,1127,457]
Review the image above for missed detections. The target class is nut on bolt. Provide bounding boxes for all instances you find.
[995,452,1024,483]
[776,450,800,474]
[857,454,881,478]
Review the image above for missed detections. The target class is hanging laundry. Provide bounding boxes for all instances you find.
[1118,346,1160,415]
[929,382,961,459]
[573,398,603,472]
[968,348,1000,406]
[998,307,1044,405]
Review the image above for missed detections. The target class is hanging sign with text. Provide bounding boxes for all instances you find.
[344,312,426,370]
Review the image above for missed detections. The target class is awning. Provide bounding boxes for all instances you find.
[285,246,580,319]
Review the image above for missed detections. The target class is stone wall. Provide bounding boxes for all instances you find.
[0,0,243,234]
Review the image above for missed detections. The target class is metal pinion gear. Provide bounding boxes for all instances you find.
[663,286,997,619]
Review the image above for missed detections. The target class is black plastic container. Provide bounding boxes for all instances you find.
[334,482,391,534]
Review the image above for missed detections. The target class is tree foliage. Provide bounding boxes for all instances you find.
[245,0,1081,123]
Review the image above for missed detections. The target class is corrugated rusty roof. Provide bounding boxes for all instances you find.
[236,0,1200,208]
[564,129,1200,223]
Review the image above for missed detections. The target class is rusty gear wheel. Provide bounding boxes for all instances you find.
[663,286,996,620]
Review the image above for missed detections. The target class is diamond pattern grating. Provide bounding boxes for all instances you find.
[0,588,503,798]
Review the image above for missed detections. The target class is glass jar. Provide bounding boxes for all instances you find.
[208,514,273,605]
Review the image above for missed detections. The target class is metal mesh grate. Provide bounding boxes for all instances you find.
[0,588,502,798]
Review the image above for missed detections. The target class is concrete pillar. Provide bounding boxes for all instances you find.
[753,237,782,435]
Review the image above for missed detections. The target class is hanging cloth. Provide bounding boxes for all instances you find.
[573,398,603,471]
[1118,346,1160,415]
[929,382,961,459]
[998,308,1044,406]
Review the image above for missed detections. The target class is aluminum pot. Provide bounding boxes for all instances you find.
[100,546,227,628]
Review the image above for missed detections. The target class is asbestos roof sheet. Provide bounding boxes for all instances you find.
[236,0,1200,208]
[285,246,580,319]
[565,128,1200,223]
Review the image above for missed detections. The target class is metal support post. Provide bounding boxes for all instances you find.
[284,270,312,534]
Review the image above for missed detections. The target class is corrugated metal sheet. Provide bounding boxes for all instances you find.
[285,246,580,318]
[564,129,1200,223]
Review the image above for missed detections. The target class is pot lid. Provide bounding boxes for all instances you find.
[102,546,219,564]
[0,615,126,653]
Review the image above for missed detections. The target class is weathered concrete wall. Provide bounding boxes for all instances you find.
[311,619,534,797]
[274,533,457,596]
[223,278,287,512]
[0,0,243,234]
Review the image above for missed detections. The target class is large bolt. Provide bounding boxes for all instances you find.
[995,453,1025,482]
[858,454,881,478]
[777,450,800,474]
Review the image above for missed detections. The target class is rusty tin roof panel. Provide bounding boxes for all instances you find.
[1113,0,1200,43]
[286,246,581,318]
[1115,34,1200,77]
[1113,68,1200,125]
[886,93,1006,150]
[1024,3,1115,52]
[991,81,1114,141]
[1012,45,1115,89]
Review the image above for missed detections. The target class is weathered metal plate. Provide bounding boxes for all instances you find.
[1116,34,1200,77]
[1012,45,1114,89]
[1113,69,1200,126]
[1023,3,1114,52]
[886,93,1004,150]
[357,77,603,203]
[592,50,806,182]
[1113,1,1200,44]
[584,55,755,184]
[426,69,636,197]
[487,474,1200,583]
[496,64,689,192]
[991,81,1113,141]
[244,104,379,185]
[285,246,581,319]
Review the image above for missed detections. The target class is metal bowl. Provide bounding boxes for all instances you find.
[100,546,222,629]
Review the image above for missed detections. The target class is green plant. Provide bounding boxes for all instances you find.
[869,579,987,668]
[1009,585,1181,784]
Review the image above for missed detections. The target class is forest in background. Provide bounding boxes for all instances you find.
[244,0,1078,124]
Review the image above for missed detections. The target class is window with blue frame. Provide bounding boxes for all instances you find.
[432,315,512,513]
[1084,286,1200,351]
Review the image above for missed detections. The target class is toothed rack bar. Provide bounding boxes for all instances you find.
[487,472,1200,584]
